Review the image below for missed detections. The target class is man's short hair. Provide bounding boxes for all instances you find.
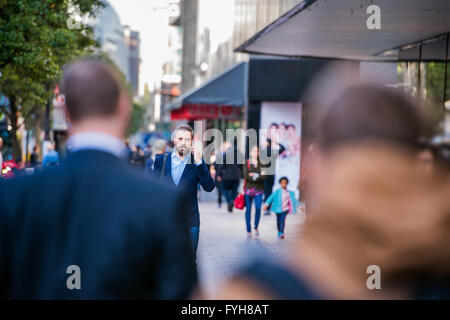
[320,84,424,151]
[61,58,124,122]
[171,124,194,141]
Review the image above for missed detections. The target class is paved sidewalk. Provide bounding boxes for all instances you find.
[196,199,305,298]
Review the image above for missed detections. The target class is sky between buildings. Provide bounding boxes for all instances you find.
[108,0,172,96]
[108,0,235,97]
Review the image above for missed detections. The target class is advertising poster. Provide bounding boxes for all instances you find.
[260,102,302,198]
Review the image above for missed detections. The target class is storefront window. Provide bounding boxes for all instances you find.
[423,61,446,107]
[398,61,420,97]
[398,34,449,134]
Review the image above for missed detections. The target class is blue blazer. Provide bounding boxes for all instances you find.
[265,187,300,214]
[152,153,215,227]
[0,149,196,299]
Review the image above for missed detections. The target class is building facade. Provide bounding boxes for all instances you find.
[195,0,303,86]
[92,1,130,81]
[124,26,141,97]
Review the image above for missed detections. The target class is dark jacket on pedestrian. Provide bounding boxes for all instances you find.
[217,147,243,182]
[152,152,215,227]
[0,149,196,299]
[243,160,266,192]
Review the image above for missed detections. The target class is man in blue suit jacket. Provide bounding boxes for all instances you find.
[152,124,215,260]
[0,59,196,299]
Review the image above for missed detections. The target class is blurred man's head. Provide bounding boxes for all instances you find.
[320,84,423,153]
[307,84,426,206]
[299,85,450,298]
[61,58,131,138]
[172,124,194,157]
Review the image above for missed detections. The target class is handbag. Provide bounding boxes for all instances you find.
[234,192,245,210]
[234,159,251,210]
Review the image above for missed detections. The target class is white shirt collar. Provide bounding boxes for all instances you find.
[66,131,126,158]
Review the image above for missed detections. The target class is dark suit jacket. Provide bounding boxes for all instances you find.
[0,149,196,299]
[152,153,215,227]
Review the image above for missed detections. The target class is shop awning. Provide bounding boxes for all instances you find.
[236,0,450,61]
[166,62,246,112]
[167,57,333,121]
[248,57,330,102]
[171,104,242,121]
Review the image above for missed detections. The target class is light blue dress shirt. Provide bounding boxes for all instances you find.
[66,131,126,158]
[171,151,202,186]
[171,151,190,186]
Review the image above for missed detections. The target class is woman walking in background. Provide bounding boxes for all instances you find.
[263,177,300,239]
[243,145,266,238]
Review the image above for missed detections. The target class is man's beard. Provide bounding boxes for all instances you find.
[176,145,189,157]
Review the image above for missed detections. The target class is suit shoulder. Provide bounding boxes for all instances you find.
[155,153,169,159]
[154,153,169,165]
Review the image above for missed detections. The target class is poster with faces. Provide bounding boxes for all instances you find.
[260,102,302,197]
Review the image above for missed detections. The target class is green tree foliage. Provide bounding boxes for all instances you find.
[425,62,449,107]
[0,0,104,158]
[128,103,146,137]
[424,62,449,134]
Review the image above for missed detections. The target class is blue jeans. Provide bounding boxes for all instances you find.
[276,210,289,233]
[189,226,200,259]
[244,194,263,233]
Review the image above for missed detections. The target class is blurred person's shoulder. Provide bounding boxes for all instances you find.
[219,258,321,300]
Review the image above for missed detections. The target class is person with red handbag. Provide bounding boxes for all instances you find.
[242,145,266,238]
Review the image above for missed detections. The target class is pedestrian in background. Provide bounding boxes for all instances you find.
[144,143,152,159]
[243,145,266,238]
[145,139,167,175]
[123,140,133,162]
[0,59,196,299]
[217,141,243,213]
[42,142,59,167]
[263,177,300,239]
[209,149,223,208]
[131,145,146,169]
[29,146,39,168]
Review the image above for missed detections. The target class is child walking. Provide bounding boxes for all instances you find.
[263,177,300,239]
